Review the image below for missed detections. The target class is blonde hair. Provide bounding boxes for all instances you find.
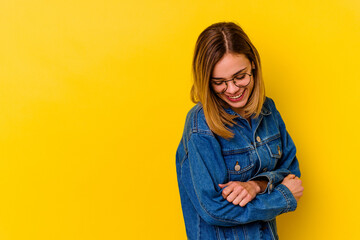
[191,22,265,139]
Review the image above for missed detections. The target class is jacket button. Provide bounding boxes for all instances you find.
[263,168,267,172]
[269,184,273,191]
[278,145,281,155]
[234,161,241,171]
[256,136,261,143]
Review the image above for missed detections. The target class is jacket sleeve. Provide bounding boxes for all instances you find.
[248,99,301,194]
[179,131,297,227]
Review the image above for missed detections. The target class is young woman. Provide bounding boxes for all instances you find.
[176,22,304,240]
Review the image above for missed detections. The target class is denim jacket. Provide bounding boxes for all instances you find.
[176,97,301,240]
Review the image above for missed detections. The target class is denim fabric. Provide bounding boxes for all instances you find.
[176,97,301,240]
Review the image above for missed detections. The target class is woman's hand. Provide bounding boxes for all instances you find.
[281,174,304,202]
[218,181,263,207]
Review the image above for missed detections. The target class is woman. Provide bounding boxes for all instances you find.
[176,22,304,240]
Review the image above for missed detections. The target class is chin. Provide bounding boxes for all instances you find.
[227,100,247,109]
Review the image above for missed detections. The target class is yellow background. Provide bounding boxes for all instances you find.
[0,0,359,239]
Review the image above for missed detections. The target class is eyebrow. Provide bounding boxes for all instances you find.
[211,67,247,80]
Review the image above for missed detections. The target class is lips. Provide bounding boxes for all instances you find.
[225,89,246,102]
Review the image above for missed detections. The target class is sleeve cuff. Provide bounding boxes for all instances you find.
[274,184,298,213]
[248,173,274,195]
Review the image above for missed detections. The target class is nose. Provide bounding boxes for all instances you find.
[225,81,240,94]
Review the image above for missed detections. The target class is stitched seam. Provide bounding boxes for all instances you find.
[265,143,281,159]
[197,214,200,240]
[262,98,272,115]
[221,134,280,155]
[180,154,187,166]
[243,225,249,240]
[232,227,239,240]
[182,137,188,155]
[267,221,276,240]
[195,129,213,135]
[192,105,213,135]
[256,134,281,147]
[193,105,199,132]
[181,130,211,165]
[253,142,262,177]
[215,226,221,240]
[275,187,290,213]
[222,146,254,155]
[235,124,253,146]
[228,163,254,174]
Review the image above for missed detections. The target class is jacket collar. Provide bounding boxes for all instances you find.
[223,103,271,119]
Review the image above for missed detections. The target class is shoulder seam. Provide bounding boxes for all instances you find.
[190,104,213,135]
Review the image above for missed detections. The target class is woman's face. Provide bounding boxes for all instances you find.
[211,53,255,116]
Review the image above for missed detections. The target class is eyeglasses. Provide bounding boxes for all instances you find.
[211,72,252,94]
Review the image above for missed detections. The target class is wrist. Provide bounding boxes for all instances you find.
[251,180,268,193]
[248,180,262,194]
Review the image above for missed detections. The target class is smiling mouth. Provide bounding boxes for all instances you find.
[223,89,247,102]
[228,91,244,99]
[227,89,245,99]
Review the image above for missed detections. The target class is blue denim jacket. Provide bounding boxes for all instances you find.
[176,97,301,240]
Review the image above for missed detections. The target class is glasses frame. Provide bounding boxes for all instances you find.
[211,72,253,94]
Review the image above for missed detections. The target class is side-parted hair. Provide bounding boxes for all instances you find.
[190,22,266,139]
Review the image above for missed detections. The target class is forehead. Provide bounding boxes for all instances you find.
[212,53,250,78]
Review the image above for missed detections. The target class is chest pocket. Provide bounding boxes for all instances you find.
[223,148,255,182]
[265,136,283,170]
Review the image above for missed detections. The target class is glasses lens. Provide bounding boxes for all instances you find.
[211,73,251,93]
[234,73,251,88]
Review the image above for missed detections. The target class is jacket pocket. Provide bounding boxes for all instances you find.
[224,150,254,182]
[265,137,282,170]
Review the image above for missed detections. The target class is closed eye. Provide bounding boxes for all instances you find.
[235,74,246,80]
[212,81,224,85]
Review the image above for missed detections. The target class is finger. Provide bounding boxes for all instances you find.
[218,181,232,188]
[232,190,248,205]
[226,191,239,203]
[285,174,296,180]
[240,194,253,207]
[284,174,294,179]
[221,184,235,198]
[238,188,248,199]
[226,183,244,198]
[232,195,243,205]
